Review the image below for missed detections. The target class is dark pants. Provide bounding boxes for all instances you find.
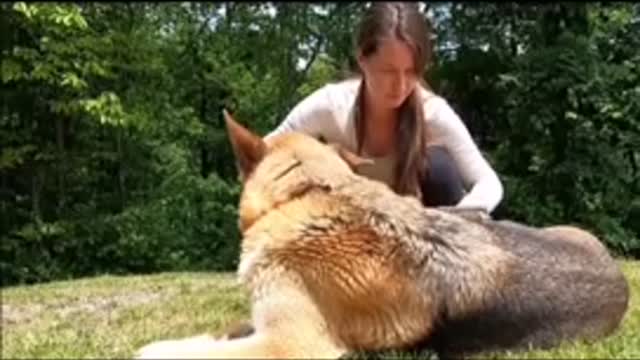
[420,146,466,207]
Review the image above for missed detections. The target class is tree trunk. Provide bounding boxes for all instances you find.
[627,148,638,188]
[32,166,43,224]
[116,127,126,210]
[55,117,66,217]
[1,172,7,233]
[31,98,43,224]
[509,4,518,57]
[1,99,8,233]
[199,81,210,178]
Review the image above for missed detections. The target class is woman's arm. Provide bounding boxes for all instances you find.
[425,96,504,213]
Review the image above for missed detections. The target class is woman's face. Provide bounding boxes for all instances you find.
[358,37,418,110]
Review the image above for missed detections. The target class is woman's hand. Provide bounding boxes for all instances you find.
[436,206,491,222]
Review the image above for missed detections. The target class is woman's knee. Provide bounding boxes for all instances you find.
[421,146,465,207]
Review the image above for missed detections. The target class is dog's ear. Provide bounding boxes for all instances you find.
[223,109,267,182]
[328,143,374,170]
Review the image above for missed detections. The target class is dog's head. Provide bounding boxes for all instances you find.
[223,109,372,233]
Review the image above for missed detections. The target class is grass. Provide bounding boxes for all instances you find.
[2,260,639,359]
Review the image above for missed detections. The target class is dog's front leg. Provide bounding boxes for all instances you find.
[134,332,296,359]
[134,334,220,359]
[134,314,344,359]
[134,275,348,359]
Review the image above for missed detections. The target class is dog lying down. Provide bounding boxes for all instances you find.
[134,110,629,359]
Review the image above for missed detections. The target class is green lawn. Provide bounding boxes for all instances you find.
[3,261,639,359]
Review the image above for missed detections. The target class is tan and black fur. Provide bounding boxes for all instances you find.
[134,111,629,359]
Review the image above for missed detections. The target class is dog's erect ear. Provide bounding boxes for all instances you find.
[328,143,374,170]
[223,109,267,181]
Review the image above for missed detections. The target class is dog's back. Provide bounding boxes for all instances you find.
[300,177,630,358]
[422,216,629,358]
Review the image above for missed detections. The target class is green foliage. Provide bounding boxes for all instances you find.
[2,153,241,285]
[2,2,640,286]
[1,2,240,286]
[489,4,640,255]
[427,3,639,256]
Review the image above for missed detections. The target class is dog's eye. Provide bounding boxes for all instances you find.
[273,160,301,181]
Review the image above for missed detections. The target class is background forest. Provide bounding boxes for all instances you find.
[2,2,639,286]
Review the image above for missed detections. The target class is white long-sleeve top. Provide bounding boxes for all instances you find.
[265,77,504,213]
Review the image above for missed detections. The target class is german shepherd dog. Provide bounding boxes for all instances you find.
[135,111,629,359]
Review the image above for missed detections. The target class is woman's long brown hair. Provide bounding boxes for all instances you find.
[352,2,435,198]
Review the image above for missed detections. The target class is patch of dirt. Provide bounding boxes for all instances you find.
[2,304,43,327]
[2,290,173,328]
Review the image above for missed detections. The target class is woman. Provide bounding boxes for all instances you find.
[265,2,503,214]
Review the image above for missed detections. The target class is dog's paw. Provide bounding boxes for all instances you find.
[134,340,179,359]
[134,335,217,359]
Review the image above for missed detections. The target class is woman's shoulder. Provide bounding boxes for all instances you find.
[323,76,362,92]
[417,85,451,116]
[266,77,361,142]
[319,76,362,108]
[293,77,361,115]
[417,86,471,142]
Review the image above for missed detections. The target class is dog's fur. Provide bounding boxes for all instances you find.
[134,111,629,359]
